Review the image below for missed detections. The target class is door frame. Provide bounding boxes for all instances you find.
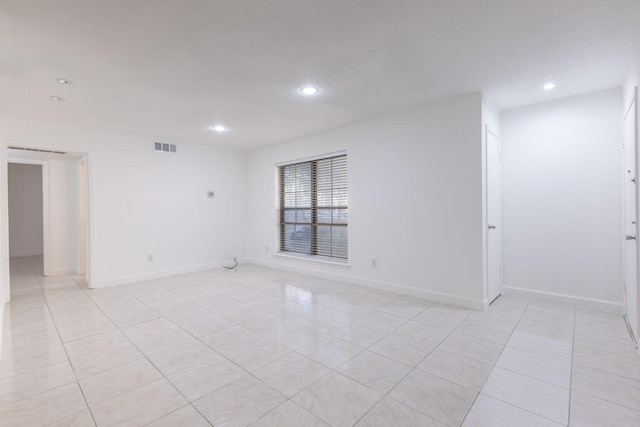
[623,87,639,345]
[485,125,503,305]
[2,146,94,302]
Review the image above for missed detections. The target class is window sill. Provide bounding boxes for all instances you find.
[274,252,350,268]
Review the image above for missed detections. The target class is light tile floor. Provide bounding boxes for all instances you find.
[2,255,640,426]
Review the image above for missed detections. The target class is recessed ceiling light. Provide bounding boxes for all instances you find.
[210,125,227,132]
[56,78,73,85]
[300,85,320,96]
[50,96,65,101]
[543,82,557,90]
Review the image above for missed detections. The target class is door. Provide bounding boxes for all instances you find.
[623,88,638,341]
[487,128,503,303]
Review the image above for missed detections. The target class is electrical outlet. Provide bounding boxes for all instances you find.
[207,191,214,198]
[147,254,153,263]
[371,258,378,268]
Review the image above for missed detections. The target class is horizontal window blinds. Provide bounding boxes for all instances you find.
[279,154,348,261]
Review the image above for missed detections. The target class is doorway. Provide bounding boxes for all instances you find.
[8,163,44,260]
[4,147,91,301]
[7,162,46,293]
[623,87,638,343]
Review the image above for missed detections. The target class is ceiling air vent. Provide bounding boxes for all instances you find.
[9,146,67,155]
[154,141,177,153]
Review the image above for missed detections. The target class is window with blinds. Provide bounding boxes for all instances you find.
[279,154,348,261]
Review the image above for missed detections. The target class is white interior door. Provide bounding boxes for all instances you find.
[487,128,503,303]
[623,89,638,341]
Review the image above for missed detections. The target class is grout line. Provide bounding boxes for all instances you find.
[10,263,634,426]
[458,297,530,426]
[35,271,99,427]
[567,302,577,426]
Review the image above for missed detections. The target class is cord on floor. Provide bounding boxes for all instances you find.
[223,257,238,270]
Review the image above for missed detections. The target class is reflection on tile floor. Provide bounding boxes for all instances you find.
[2,255,640,426]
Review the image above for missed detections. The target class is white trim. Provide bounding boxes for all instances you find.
[0,146,8,305]
[243,257,487,311]
[91,260,236,288]
[9,250,43,258]
[275,150,347,167]
[484,124,503,304]
[83,153,95,288]
[622,87,639,339]
[274,251,350,267]
[0,300,4,355]
[503,285,623,313]
[47,266,79,276]
[42,162,50,277]
[5,146,93,295]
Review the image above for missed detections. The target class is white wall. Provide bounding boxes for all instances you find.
[0,116,246,293]
[8,163,43,257]
[502,88,623,310]
[48,159,79,275]
[246,93,487,309]
[624,42,640,113]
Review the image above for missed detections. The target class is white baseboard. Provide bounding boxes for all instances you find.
[242,257,487,311]
[502,286,623,313]
[47,266,79,277]
[91,260,234,288]
[9,250,43,258]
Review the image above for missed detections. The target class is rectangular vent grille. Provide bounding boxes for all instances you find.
[9,146,67,155]
[154,142,177,153]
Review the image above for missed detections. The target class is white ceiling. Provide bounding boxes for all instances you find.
[0,0,639,150]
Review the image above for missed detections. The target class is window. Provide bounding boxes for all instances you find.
[279,154,348,261]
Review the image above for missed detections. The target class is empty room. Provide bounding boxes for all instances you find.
[1,1,640,426]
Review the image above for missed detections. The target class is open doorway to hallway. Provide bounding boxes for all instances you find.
[7,163,44,285]
[5,147,91,301]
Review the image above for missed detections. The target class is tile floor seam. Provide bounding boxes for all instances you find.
[198,331,297,374]
[39,278,99,427]
[245,399,291,427]
[41,408,92,427]
[5,261,640,426]
[470,393,569,426]
[457,297,531,426]
[0,381,84,425]
[143,403,213,427]
[369,310,477,427]
[70,352,146,380]
[502,301,576,426]
[352,391,440,426]
[491,365,571,390]
[503,340,575,363]
[325,312,409,351]
[394,366,480,427]
[0,377,80,409]
[126,326,249,407]
[568,375,640,412]
[73,283,212,418]
[281,345,395,424]
[349,369,415,426]
[570,357,640,382]
[567,301,577,426]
